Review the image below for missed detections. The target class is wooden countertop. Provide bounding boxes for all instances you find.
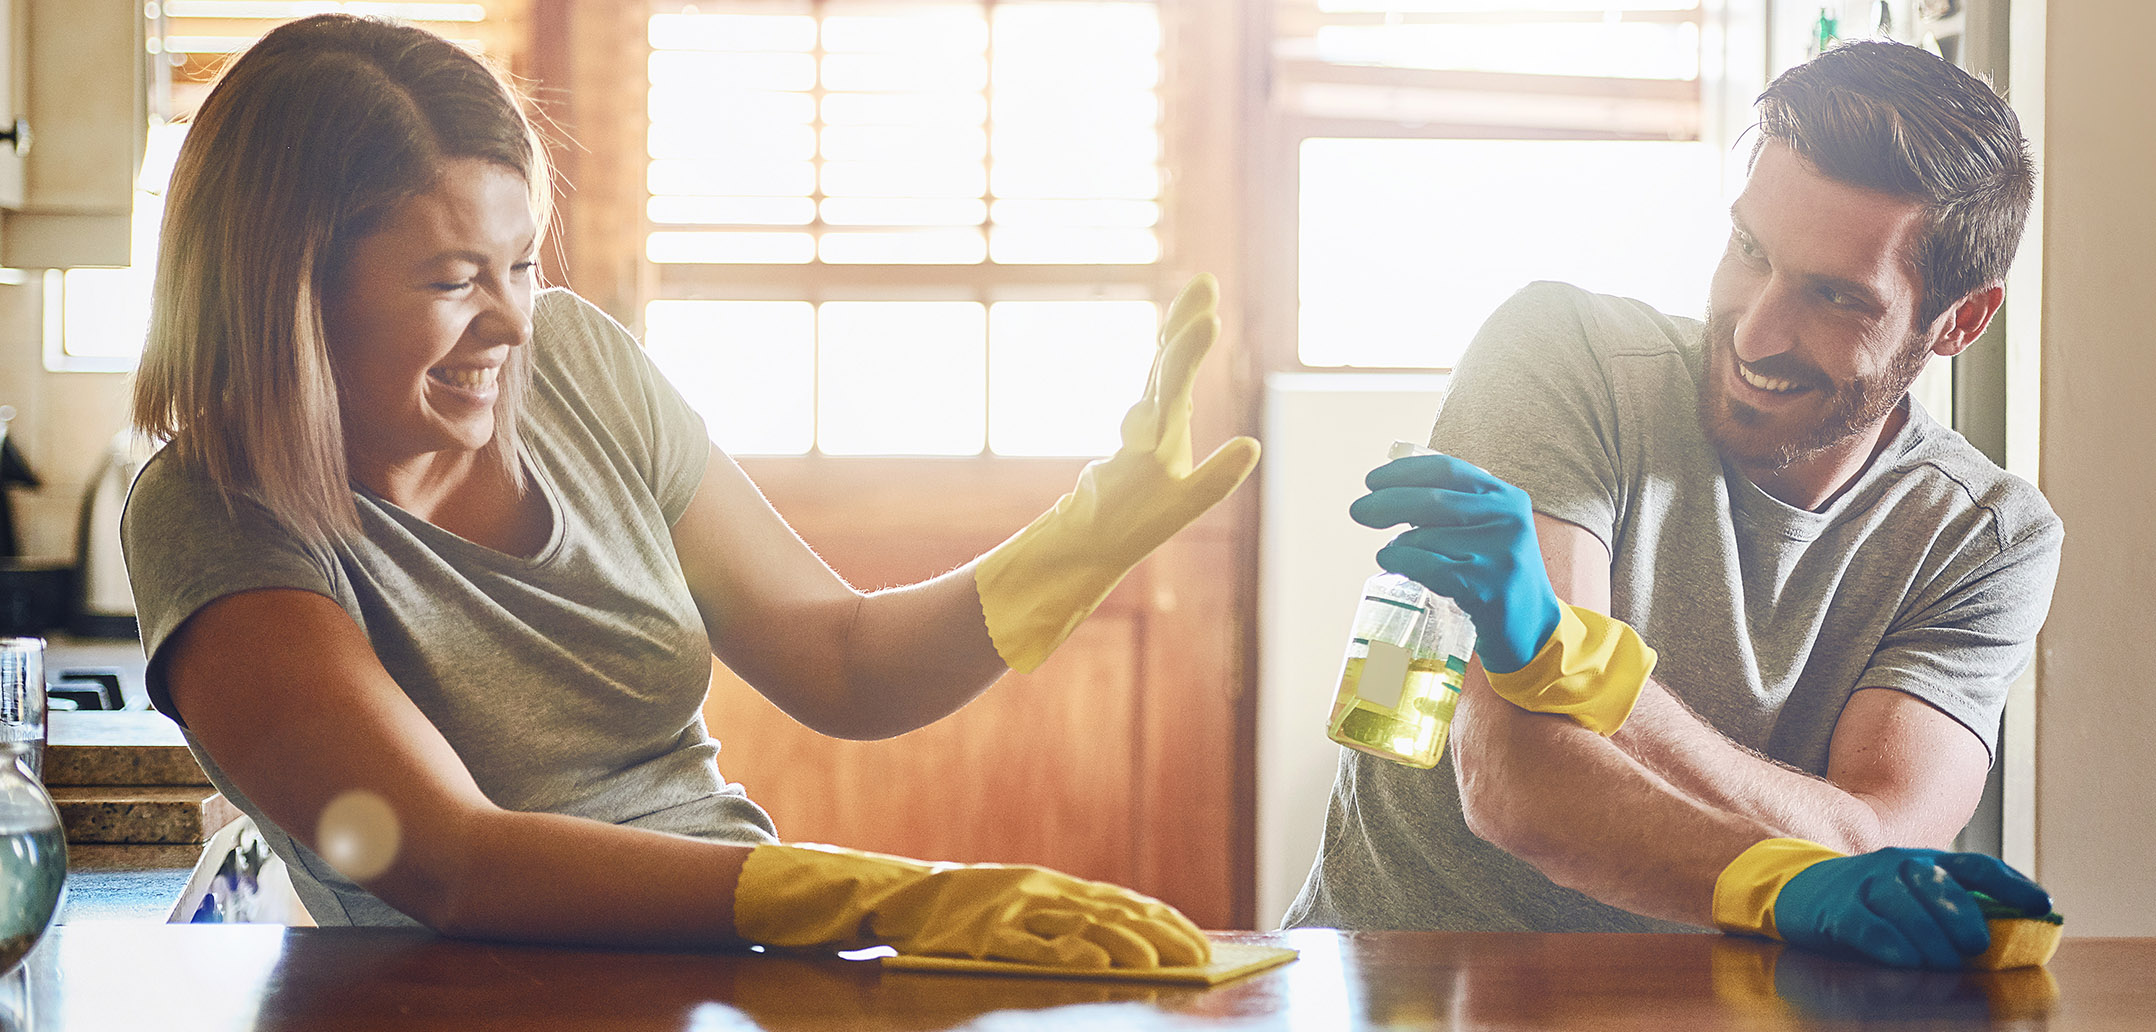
[5,926,2140,1030]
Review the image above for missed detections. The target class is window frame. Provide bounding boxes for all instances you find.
[611,0,1211,461]
[1250,0,1754,376]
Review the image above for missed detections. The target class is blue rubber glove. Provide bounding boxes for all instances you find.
[1349,452,1563,673]
[1718,839,2053,970]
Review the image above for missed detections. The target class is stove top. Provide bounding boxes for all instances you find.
[41,634,150,711]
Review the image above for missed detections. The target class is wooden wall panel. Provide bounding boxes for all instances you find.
[1131,528,1251,930]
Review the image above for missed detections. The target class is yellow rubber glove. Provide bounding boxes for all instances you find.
[976,273,1262,672]
[1482,605,1656,735]
[731,842,1212,969]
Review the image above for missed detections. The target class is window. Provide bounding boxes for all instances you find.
[41,1,529,372]
[640,1,1172,457]
[1270,1,1737,370]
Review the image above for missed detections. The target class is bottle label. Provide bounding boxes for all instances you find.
[1355,639,1412,709]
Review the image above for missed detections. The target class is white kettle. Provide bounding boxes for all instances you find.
[73,431,156,639]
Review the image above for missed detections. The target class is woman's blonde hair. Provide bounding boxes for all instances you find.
[134,13,551,542]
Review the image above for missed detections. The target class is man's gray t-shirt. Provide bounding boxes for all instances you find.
[122,288,779,927]
[1283,281,2062,933]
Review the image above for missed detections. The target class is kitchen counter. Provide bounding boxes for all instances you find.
[56,843,197,923]
[46,709,229,924]
[3,926,2137,1030]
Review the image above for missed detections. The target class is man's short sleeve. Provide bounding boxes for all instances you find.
[1858,515,2063,756]
[1429,282,1632,551]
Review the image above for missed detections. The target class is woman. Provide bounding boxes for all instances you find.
[124,14,1257,966]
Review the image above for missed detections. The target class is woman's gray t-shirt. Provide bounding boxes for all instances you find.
[1284,281,2063,933]
[122,288,778,927]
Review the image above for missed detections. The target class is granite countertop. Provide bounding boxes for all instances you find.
[60,844,199,923]
[47,710,227,923]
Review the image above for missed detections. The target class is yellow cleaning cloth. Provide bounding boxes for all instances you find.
[881,942,1298,986]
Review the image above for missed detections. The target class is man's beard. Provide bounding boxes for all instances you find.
[1695,309,1933,472]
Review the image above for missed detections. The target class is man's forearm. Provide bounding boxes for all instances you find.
[1451,676,1777,926]
[1611,680,1900,853]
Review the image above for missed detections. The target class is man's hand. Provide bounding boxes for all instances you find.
[1716,838,2055,969]
[1353,453,1652,734]
[1352,452,1561,672]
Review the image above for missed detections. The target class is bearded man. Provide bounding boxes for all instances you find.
[1285,40,2062,969]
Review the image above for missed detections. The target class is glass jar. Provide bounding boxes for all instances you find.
[0,638,63,978]
[1324,442,1479,769]
[1326,572,1476,769]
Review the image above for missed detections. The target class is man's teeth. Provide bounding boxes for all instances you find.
[433,367,499,390]
[1737,362,1800,393]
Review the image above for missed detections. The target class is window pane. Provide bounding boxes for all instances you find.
[821,197,987,227]
[1312,22,1700,79]
[647,231,815,264]
[823,5,987,53]
[648,48,817,91]
[821,160,986,199]
[646,1,1161,269]
[989,301,1156,456]
[822,53,988,93]
[820,125,987,163]
[1298,138,1725,368]
[1317,1,1698,13]
[650,88,814,128]
[649,159,815,198]
[995,3,1160,89]
[822,91,987,128]
[818,302,987,455]
[991,199,1159,229]
[648,196,816,226]
[991,197,1162,263]
[990,2,1162,224]
[990,227,1157,265]
[649,121,816,162]
[644,300,816,456]
[819,229,987,264]
[648,11,815,51]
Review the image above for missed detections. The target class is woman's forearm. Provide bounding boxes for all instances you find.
[410,808,751,948]
[826,563,1010,740]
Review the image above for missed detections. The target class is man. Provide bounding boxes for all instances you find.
[1285,40,2060,968]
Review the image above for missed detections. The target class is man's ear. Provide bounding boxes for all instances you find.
[1931,284,2005,358]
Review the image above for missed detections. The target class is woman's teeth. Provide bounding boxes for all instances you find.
[1737,362,1801,393]
[432,366,498,390]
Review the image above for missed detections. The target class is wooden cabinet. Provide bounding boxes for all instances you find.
[0,0,149,268]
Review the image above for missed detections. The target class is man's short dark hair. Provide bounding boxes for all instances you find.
[1755,40,2034,325]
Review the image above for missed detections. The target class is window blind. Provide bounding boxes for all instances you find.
[1272,0,1703,140]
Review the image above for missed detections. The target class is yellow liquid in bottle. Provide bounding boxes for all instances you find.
[1327,654,1466,769]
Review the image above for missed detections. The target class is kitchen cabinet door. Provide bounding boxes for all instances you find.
[0,0,148,268]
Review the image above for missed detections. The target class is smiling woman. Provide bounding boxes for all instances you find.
[116,12,1252,968]
[324,162,544,552]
